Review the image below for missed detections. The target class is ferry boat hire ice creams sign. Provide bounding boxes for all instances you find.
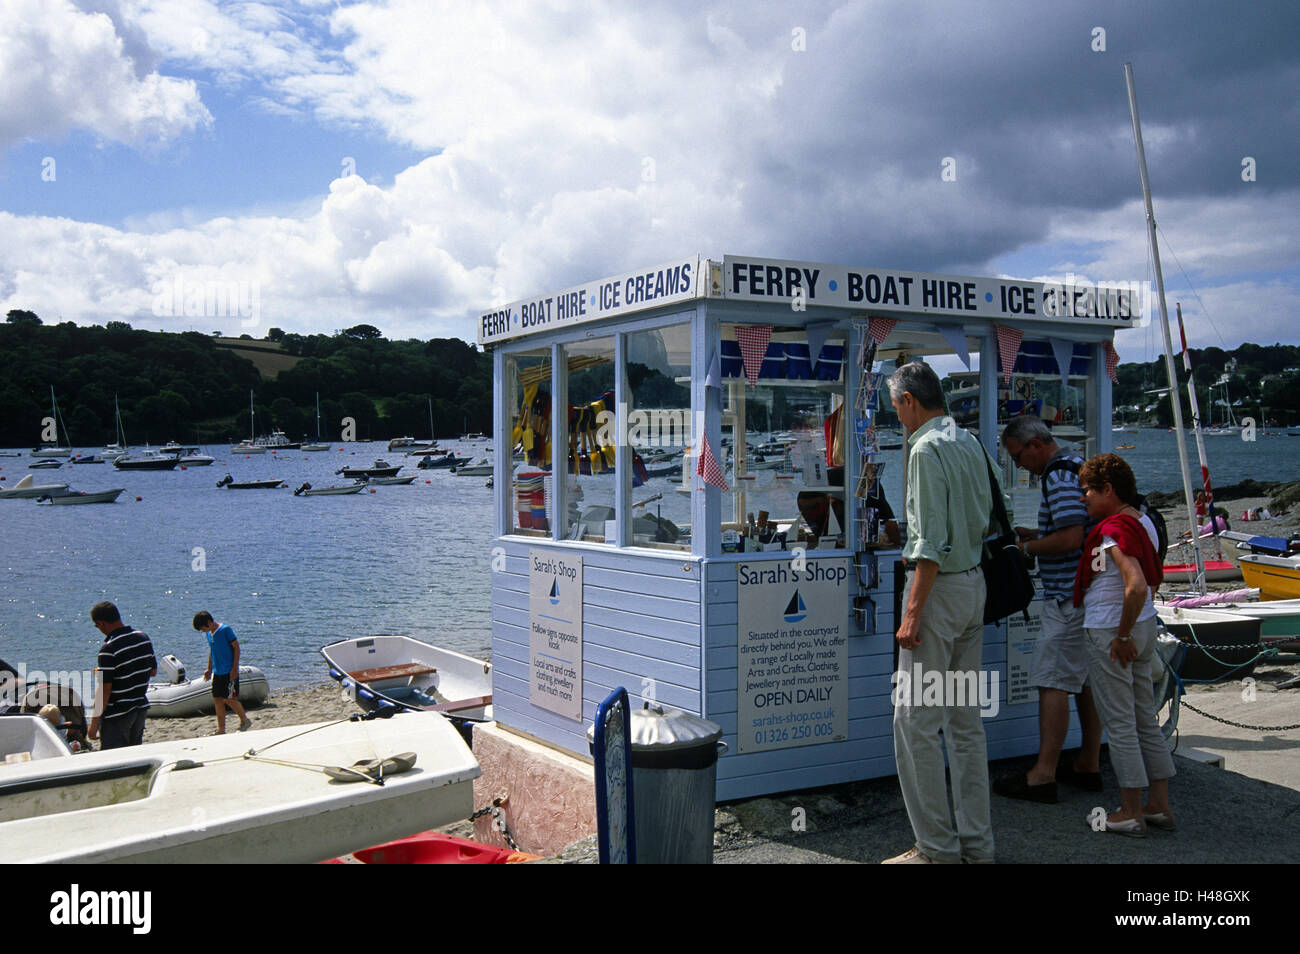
[529,550,583,721]
[737,558,851,753]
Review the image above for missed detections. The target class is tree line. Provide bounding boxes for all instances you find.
[0,313,492,448]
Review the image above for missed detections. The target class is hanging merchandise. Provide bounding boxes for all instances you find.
[516,384,553,468]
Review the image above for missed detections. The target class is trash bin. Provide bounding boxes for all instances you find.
[590,704,725,864]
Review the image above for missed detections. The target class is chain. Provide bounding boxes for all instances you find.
[468,797,521,852]
[1179,699,1300,732]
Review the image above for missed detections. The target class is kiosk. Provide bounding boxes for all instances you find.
[479,254,1138,800]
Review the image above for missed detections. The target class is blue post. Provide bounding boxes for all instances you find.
[593,687,636,864]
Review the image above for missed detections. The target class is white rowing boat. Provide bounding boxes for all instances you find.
[321,634,492,722]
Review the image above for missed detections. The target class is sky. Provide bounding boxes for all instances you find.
[1,0,1297,363]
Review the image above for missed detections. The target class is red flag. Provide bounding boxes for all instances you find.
[695,434,729,490]
[735,325,772,387]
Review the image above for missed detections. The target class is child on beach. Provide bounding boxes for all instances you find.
[192,611,254,734]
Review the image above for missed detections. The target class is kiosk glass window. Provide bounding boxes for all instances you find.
[625,323,692,550]
[562,336,617,543]
[717,325,848,553]
[507,348,554,537]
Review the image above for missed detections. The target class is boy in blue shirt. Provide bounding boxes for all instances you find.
[193,611,253,734]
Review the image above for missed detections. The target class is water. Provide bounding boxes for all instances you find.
[0,442,496,689]
[4,429,1298,689]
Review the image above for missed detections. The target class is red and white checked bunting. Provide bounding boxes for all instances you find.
[867,316,897,346]
[735,325,772,387]
[1103,340,1120,383]
[995,324,1023,384]
[695,433,729,491]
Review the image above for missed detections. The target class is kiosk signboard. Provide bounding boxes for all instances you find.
[529,549,584,720]
[737,557,851,753]
[1006,599,1044,707]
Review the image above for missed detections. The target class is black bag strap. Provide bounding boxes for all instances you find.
[982,450,1013,539]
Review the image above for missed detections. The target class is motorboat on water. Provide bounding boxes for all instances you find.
[294,481,366,496]
[0,475,71,499]
[388,436,416,450]
[321,635,493,722]
[337,459,402,479]
[36,488,124,505]
[451,459,493,477]
[366,474,417,486]
[230,440,267,455]
[216,475,285,490]
[0,711,480,864]
[28,459,63,469]
[146,655,270,717]
[417,452,471,469]
[113,447,180,471]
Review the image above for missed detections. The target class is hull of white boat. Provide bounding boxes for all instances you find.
[231,443,267,454]
[39,489,124,505]
[0,712,479,864]
[146,666,271,717]
[452,465,493,476]
[296,484,365,495]
[0,476,71,499]
[322,635,493,722]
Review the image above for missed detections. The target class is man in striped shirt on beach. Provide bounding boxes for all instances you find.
[89,601,157,749]
[993,417,1103,803]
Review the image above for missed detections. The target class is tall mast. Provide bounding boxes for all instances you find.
[1124,63,1205,591]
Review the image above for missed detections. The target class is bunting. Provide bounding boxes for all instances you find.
[995,324,1023,384]
[704,347,722,391]
[735,325,772,387]
[937,325,971,369]
[867,316,897,346]
[1103,340,1120,383]
[695,433,729,490]
[1049,337,1075,391]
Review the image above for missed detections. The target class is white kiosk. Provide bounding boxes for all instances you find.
[479,254,1137,799]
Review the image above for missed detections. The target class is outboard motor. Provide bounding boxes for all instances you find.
[217,474,232,488]
[294,482,311,496]
[159,654,187,685]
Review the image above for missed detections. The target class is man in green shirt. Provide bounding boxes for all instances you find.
[883,361,996,864]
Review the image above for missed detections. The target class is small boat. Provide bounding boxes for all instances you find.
[254,429,300,451]
[230,440,267,455]
[29,459,63,469]
[451,459,493,477]
[0,711,479,864]
[302,393,331,451]
[1116,443,1136,449]
[325,831,534,864]
[216,475,285,490]
[1161,558,1241,583]
[0,475,70,499]
[69,455,103,464]
[146,655,270,717]
[366,474,417,486]
[113,447,180,471]
[417,452,471,469]
[1155,605,1264,682]
[1238,553,1300,600]
[294,481,365,496]
[337,459,402,479]
[321,634,493,722]
[388,436,416,450]
[171,445,215,466]
[36,488,124,505]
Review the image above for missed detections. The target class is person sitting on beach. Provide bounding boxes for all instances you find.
[1074,454,1175,837]
[192,611,253,734]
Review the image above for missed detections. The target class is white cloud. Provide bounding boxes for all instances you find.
[0,0,211,151]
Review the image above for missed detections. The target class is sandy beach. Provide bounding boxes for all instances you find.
[141,681,357,744]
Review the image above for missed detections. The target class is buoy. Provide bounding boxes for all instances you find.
[369,488,376,494]
[136,496,142,501]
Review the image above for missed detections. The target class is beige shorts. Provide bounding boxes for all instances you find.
[1031,597,1089,694]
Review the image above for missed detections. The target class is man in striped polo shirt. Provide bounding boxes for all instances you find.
[89,601,157,749]
[993,417,1102,803]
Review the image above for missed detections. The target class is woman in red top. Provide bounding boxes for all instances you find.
[1074,454,1176,837]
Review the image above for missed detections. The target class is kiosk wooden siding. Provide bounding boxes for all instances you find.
[491,541,705,755]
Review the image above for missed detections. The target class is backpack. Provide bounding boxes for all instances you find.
[1040,457,1168,562]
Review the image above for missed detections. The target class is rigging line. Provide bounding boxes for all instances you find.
[1154,222,1228,350]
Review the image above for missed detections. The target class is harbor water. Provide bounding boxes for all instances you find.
[2,428,1297,688]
